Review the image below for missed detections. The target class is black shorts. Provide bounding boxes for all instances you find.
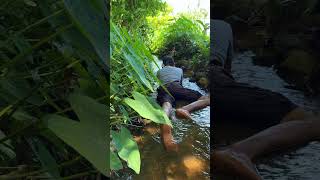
[157,81,202,105]
[210,66,298,129]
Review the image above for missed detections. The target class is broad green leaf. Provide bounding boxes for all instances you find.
[111,127,140,174]
[110,151,123,171]
[38,0,108,78]
[45,93,108,176]
[74,78,105,99]
[123,52,153,91]
[110,22,154,92]
[124,91,172,126]
[63,0,108,68]
[27,138,60,178]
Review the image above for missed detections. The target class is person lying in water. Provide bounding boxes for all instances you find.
[156,56,210,152]
[211,19,320,180]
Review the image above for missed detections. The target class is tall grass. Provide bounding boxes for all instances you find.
[109,0,210,176]
[0,0,108,178]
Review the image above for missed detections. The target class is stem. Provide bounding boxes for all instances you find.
[4,24,74,70]
[18,9,65,35]
[1,9,65,49]
[39,88,63,112]
[58,170,98,180]
[4,156,82,179]
[0,119,41,145]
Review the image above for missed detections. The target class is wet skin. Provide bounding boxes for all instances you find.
[212,108,320,179]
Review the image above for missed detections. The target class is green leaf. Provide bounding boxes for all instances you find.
[111,127,140,174]
[63,0,108,68]
[12,35,34,63]
[24,0,37,7]
[45,93,108,176]
[74,78,105,99]
[0,78,43,106]
[124,91,172,126]
[123,50,153,91]
[27,138,60,178]
[110,151,123,171]
[0,131,15,164]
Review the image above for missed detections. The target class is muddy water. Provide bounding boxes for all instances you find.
[124,79,210,180]
[114,59,210,180]
[218,51,320,180]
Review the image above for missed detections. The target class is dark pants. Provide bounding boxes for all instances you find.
[210,66,298,129]
[157,81,202,106]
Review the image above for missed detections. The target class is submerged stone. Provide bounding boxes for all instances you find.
[280,50,318,76]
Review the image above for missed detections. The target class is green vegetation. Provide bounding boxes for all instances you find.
[0,0,108,178]
[151,16,210,72]
[110,0,209,177]
[0,0,209,178]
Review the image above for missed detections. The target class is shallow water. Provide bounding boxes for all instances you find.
[114,62,211,179]
[219,51,320,180]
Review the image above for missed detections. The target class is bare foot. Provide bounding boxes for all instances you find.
[176,109,192,120]
[212,149,262,180]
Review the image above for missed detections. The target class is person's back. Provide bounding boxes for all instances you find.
[211,19,234,71]
[157,66,183,85]
[156,55,205,152]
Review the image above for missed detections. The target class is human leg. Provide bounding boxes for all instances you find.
[157,87,178,152]
[213,115,320,179]
[210,71,318,178]
[211,80,318,178]
[167,82,209,119]
[176,97,210,120]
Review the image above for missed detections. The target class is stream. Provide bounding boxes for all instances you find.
[116,51,320,179]
[217,51,320,180]
[114,59,211,180]
[129,79,210,180]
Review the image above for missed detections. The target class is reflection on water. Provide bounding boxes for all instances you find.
[232,51,320,111]
[221,51,320,180]
[115,75,210,179]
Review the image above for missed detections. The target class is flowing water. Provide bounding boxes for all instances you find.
[116,51,320,180]
[114,58,211,180]
[129,79,210,180]
[217,51,320,180]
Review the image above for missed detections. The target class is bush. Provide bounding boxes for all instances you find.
[151,16,210,72]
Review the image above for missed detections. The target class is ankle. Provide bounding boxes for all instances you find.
[228,145,254,160]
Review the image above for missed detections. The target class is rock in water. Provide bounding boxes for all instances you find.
[184,70,194,78]
[182,156,206,178]
[280,50,318,76]
[198,77,209,89]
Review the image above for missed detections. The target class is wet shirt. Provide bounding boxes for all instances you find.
[210,19,234,66]
[157,66,183,85]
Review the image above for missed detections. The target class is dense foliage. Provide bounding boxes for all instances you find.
[110,0,209,176]
[110,0,167,41]
[151,16,210,71]
[0,0,108,178]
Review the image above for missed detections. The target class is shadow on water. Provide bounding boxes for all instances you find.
[214,51,320,180]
